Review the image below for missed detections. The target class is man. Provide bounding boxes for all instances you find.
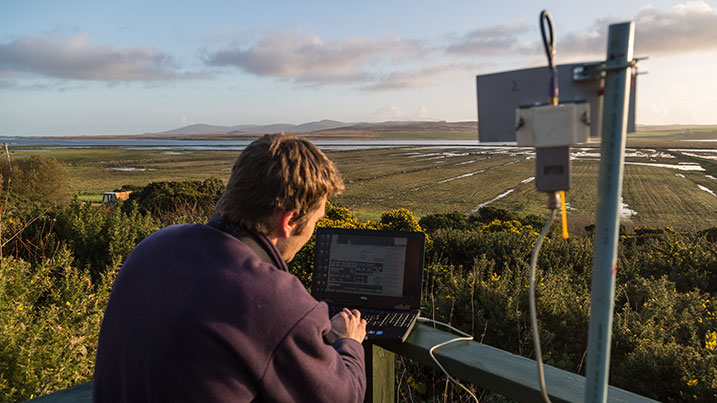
[93,134,367,402]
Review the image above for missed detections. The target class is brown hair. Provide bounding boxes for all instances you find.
[216,133,344,234]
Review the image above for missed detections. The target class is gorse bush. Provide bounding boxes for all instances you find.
[0,155,70,205]
[1,194,158,400]
[1,180,716,402]
[619,229,717,294]
[124,178,223,224]
[292,206,717,401]
[611,277,717,401]
[0,249,116,401]
[52,200,160,281]
[415,210,717,402]
[2,199,160,282]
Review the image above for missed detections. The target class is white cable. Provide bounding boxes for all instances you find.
[418,209,555,402]
[529,209,556,403]
[416,317,479,403]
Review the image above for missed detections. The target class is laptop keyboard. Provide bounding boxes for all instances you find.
[328,305,415,328]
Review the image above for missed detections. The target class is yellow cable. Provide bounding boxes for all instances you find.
[560,190,568,239]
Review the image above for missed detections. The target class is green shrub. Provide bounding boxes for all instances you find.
[51,200,160,281]
[380,208,423,232]
[0,155,70,205]
[412,211,716,401]
[619,229,717,293]
[419,211,470,233]
[125,178,224,224]
[0,250,116,401]
[3,201,716,402]
[474,206,519,223]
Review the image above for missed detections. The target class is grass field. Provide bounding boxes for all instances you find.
[9,142,717,230]
[9,148,239,199]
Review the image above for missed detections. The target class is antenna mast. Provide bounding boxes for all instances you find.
[584,21,636,403]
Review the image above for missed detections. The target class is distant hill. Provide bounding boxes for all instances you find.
[156,119,350,135]
[158,124,234,135]
[314,121,477,134]
[153,120,478,137]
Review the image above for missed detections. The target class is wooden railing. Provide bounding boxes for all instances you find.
[29,324,657,403]
[368,324,657,402]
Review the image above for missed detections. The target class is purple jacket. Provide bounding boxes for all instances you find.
[93,223,366,402]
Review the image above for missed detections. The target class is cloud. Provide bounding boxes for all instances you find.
[205,29,428,85]
[180,115,195,126]
[634,1,717,55]
[557,18,613,57]
[0,33,211,82]
[441,1,717,61]
[445,21,531,55]
[363,63,473,91]
[0,79,86,92]
[370,105,432,121]
[559,1,717,57]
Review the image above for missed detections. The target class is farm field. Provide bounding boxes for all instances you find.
[10,142,717,230]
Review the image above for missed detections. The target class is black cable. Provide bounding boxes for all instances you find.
[540,10,558,103]
[540,10,555,69]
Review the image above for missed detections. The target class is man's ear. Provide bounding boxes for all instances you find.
[276,210,298,238]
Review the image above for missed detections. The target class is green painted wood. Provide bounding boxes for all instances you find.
[364,343,395,403]
[376,323,658,403]
[28,324,659,403]
[25,381,93,403]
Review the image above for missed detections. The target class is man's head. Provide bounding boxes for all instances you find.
[216,134,343,254]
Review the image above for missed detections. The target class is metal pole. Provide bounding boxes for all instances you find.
[584,21,635,403]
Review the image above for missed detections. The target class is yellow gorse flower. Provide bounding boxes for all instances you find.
[706,331,717,351]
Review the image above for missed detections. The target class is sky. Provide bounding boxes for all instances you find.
[2,0,717,136]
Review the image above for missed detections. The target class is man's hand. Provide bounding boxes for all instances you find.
[326,308,367,344]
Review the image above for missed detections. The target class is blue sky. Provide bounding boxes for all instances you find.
[2,0,717,135]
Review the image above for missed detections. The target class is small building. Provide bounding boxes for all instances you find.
[102,191,132,206]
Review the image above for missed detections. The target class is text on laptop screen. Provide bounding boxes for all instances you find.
[317,233,407,297]
[312,228,425,309]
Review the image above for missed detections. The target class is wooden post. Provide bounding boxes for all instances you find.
[364,343,395,403]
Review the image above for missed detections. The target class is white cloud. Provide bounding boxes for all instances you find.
[559,1,717,57]
[634,1,717,55]
[0,33,211,82]
[0,79,86,91]
[180,115,195,126]
[369,105,434,121]
[440,1,717,61]
[363,63,472,91]
[205,29,429,86]
[445,21,532,55]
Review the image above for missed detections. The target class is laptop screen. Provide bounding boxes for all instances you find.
[311,228,425,310]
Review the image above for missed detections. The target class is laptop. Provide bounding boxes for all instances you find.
[311,227,426,342]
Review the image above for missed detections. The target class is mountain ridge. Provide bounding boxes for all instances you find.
[153,120,483,135]
[155,119,353,135]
